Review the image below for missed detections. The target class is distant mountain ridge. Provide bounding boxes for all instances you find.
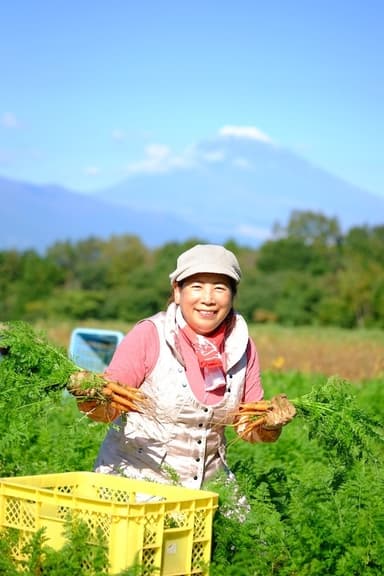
[0,176,203,252]
[1,135,384,253]
[97,136,384,241]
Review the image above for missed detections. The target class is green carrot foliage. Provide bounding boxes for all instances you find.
[1,322,384,574]
[291,375,384,467]
[0,321,107,477]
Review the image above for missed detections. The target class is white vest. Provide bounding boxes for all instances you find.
[95,304,250,488]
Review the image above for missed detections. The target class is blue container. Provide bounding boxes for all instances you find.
[68,327,124,372]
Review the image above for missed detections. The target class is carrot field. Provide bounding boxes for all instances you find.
[1,321,383,575]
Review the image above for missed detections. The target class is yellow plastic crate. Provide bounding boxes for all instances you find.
[0,471,218,575]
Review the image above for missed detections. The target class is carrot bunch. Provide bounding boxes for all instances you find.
[230,376,384,468]
[231,400,275,439]
[0,320,150,417]
[67,371,151,414]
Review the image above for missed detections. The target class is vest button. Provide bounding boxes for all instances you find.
[196,457,200,462]
[198,423,203,427]
[197,439,202,444]
[193,475,198,480]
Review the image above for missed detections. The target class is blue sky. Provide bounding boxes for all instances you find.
[1,0,383,197]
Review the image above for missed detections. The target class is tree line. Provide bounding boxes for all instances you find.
[1,210,383,328]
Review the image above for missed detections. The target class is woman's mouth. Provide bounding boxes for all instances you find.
[197,310,216,317]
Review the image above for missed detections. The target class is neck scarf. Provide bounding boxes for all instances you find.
[176,307,228,392]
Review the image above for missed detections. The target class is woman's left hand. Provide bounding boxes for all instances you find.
[262,393,296,430]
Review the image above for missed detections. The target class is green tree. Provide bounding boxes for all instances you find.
[343,224,384,265]
[102,235,151,288]
[0,250,63,320]
[0,250,24,319]
[256,237,317,273]
[274,210,342,246]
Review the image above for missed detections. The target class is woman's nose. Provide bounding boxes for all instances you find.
[201,286,215,302]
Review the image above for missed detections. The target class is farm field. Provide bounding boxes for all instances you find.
[36,319,384,382]
[1,320,383,574]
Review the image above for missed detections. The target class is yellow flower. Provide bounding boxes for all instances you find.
[272,356,285,370]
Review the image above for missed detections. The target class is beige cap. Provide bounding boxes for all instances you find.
[169,244,242,284]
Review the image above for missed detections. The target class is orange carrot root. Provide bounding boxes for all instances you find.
[237,416,268,437]
[239,400,272,411]
[230,400,273,439]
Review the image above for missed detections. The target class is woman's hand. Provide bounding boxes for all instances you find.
[68,371,148,423]
[235,393,296,443]
[76,398,121,423]
[262,393,297,430]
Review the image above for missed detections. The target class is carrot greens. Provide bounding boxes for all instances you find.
[0,321,154,412]
[0,320,103,406]
[234,375,383,467]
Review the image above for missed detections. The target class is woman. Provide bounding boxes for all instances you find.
[73,244,296,489]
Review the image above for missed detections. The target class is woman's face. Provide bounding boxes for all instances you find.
[174,273,234,335]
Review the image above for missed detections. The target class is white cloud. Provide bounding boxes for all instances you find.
[232,156,252,169]
[146,144,170,160]
[235,223,272,240]
[122,126,272,176]
[202,149,226,163]
[1,112,22,128]
[84,165,101,176]
[125,143,194,174]
[219,125,273,144]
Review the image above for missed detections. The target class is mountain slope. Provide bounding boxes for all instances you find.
[0,177,204,252]
[98,136,384,243]
[1,135,384,253]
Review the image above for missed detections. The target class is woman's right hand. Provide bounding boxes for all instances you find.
[76,398,121,423]
[68,371,147,422]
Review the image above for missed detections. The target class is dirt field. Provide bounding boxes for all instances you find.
[250,324,384,382]
[36,320,384,383]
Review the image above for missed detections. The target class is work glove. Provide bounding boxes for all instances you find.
[75,398,121,423]
[68,371,146,423]
[235,393,296,443]
[262,393,297,430]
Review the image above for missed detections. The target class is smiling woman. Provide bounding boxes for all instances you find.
[174,273,234,335]
[68,244,296,495]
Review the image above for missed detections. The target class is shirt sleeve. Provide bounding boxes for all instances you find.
[242,338,264,402]
[103,320,159,388]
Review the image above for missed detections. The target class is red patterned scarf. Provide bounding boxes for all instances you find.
[176,307,228,391]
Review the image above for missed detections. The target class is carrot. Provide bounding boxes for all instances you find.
[67,371,152,414]
[229,400,272,437]
[106,381,151,413]
[233,400,273,415]
[230,377,384,467]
